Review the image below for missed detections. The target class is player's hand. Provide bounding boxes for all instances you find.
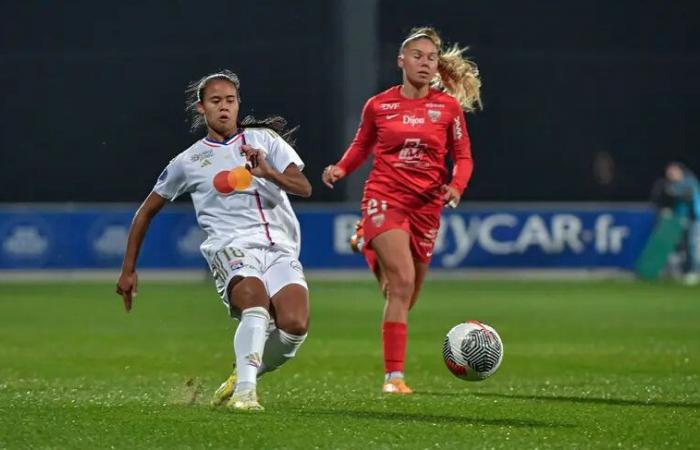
[322,164,346,189]
[116,271,138,312]
[240,144,275,179]
[442,185,461,209]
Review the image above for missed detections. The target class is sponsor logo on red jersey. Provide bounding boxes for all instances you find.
[397,139,427,165]
[453,116,463,140]
[403,114,425,126]
[371,213,385,227]
[402,108,426,127]
[380,102,400,110]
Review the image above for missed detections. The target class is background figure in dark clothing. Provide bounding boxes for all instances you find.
[655,162,700,284]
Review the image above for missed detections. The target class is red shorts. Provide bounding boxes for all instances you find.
[360,196,441,274]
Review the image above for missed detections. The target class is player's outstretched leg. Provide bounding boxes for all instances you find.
[211,324,274,407]
[226,306,269,411]
[258,283,309,376]
[381,321,413,395]
[371,230,416,395]
[382,259,428,394]
[258,327,307,376]
[210,326,281,407]
[211,323,275,406]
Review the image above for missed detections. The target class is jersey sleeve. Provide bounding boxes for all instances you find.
[336,98,377,175]
[152,154,189,201]
[446,107,474,195]
[266,131,305,173]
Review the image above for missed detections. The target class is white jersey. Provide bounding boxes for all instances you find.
[153,128,304,257]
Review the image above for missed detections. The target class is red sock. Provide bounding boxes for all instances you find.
[382,321,407,373]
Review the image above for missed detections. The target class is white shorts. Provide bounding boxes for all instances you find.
[205,245,307,308]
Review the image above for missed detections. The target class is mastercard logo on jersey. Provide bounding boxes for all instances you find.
[213,166,253,194]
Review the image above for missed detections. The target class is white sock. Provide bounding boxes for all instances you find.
[258,328,307,377]
[233,306,270,393]
[385,371,404,382]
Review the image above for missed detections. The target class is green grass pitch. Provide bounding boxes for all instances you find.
[0,279,698,449]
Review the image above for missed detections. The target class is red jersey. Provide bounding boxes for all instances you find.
[337,86,473,210]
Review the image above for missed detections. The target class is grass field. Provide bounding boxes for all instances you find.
[0,279,698,449]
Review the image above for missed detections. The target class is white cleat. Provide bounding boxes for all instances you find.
[226,389,264,412]
[683,273,700,286]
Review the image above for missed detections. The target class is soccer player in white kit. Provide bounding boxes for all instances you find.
[115,70,312,411]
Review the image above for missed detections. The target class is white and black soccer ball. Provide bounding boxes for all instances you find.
[443,321,503,381]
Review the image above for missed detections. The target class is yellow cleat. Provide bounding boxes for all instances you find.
[210,371,236,408]
[226,389,264,411]
[382,378,413,395]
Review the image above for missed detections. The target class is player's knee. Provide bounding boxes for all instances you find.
[229,278,268,310]
[394,271,415,291]
[386,277,415,304]
[277,316,309,336]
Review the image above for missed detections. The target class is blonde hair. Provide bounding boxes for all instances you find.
[401,27,483,112]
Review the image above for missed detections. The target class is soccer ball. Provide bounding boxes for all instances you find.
[443,321,503,381]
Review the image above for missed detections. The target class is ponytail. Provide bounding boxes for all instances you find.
[401,27,483,112]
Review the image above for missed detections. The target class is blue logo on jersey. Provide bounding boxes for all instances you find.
[158,169,168,182]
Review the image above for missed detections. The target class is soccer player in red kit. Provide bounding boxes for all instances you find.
[322,27,482,394]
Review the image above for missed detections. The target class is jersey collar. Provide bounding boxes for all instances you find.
[202,128,244,147]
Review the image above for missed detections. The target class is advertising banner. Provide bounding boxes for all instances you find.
[0,205,655,270]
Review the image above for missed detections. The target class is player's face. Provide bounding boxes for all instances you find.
[398,38,439,86]
[666,165,683,182]
[197,79,239,136]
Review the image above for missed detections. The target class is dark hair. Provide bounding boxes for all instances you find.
[185,70,297,146]
[667,161,689,173]
[238,115,298,147]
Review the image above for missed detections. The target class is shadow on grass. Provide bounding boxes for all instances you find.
[468,392,700,409]
[299,408,570,428]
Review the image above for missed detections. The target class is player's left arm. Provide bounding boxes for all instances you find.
[241,144,312,197]
[444,108,474,208]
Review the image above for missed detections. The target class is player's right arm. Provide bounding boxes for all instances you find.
[117,154,188,312]
[116,192,168,312]
[322,98,377,188]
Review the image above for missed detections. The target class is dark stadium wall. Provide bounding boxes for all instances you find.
[0,1,338,203]
[1,0,699,202]
[378,1,700,202]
